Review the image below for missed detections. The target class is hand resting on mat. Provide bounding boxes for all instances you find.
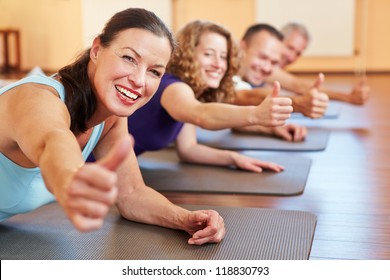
[232,122,307,142]
[185,210,225,245]
[230,152,285,172]
[175,123,285,172]
[272,123,307,141]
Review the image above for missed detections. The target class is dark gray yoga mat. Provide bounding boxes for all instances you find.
[139,150,311,196]
[0,203,317,260]
[196,127,329,151]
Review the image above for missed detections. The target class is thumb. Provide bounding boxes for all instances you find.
[97,136,132,171]
[359,75,368,86]
[312,73,325,89]
[190,211,209,225]
[270,81,280,97]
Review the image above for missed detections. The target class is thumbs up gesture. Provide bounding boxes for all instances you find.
[312,72,325,89]
[60,137,131,232]
[254,81,293,127]
[292,73,329,118]
[349,76,370,105]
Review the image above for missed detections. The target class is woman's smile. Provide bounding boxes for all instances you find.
[115,84,141,104]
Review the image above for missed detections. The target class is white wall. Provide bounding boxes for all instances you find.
[256,0,355,56]
[81,0,172,47]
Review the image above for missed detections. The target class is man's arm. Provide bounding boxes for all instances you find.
[265,66,310,95]
[233,84,329,119]
[232,87,269,105]
[319,78,370,105]
[266,67,370,105]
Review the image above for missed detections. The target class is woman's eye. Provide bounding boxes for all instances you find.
[123,55,135,63]
[150,70,162,78]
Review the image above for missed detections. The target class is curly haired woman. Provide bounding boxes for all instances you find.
[127,20,297,172]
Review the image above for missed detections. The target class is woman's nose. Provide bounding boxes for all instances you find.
[128,67,145,88]
[211,55,224,68]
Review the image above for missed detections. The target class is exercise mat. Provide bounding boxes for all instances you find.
[0,203,316,260]
[139,150,310,196]
[196,127,329,151]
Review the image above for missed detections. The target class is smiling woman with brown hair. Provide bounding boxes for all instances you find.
[0,8,225,245]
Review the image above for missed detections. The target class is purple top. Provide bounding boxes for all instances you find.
[128,73,185,155]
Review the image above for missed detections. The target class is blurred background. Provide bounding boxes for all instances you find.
[0,0,389,74]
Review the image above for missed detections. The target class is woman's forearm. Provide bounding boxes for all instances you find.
[37,130,84,195]
[116,183,191,230]
[191,102,260,130]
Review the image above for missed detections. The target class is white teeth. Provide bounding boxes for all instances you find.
[207,72,221,78]
[116,86,139,100]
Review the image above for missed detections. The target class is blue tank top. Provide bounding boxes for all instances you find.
[128,73,184,155]
[0,74,104,221]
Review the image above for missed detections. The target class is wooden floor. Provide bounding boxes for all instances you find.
[162,73,390,260]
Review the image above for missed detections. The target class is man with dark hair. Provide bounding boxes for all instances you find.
[265,22,370,105]
[233,23,329,119]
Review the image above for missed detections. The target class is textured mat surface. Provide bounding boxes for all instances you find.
[197,127,329,151]
[139,150,311,195]
[0,203,317,260]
